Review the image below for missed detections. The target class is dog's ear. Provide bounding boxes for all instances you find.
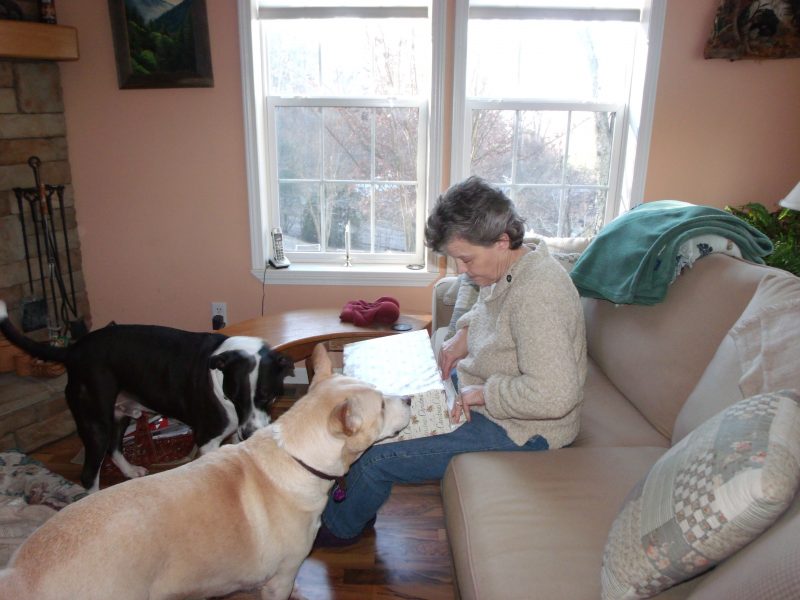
[270,350,295,378]
[311,343,333,378]
[209,351,232,371]
[329,398,363,437]
[210,350,257,424]
[209,350,255,372]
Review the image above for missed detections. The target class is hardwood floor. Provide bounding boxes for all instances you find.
[29,403,456,600]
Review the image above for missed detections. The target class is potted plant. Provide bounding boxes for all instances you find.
[725,203,800,277]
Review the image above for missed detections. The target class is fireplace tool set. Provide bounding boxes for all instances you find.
[12,156,86,344]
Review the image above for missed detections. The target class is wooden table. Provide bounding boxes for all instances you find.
[220,309,432,378]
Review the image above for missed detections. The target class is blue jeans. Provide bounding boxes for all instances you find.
[321,412,549,538]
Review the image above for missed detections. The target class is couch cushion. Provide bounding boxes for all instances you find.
[574,359,669,448]
[442,446,666,600]
[601,390,800,600]
[673,271,800,444]
[583,255,771,439]
[672,333,743,444]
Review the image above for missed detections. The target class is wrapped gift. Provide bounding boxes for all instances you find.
[343,329,461,443]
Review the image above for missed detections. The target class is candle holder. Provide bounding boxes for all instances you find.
[344,221,352,267]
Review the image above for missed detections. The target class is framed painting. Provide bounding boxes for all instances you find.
[108,0,213,89]
[705,0,800,60]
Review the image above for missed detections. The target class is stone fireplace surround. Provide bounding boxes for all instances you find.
[1,56,89,452]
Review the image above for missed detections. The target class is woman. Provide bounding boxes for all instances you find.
[316,176,587,547]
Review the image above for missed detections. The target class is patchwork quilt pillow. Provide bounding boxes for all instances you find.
[601,389,800,600]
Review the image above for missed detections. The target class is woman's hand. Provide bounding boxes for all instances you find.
[438,326,468,378]
[450,385,485,423]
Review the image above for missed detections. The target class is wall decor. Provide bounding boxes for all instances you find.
[108,0,213,89]
[705,0,800,60]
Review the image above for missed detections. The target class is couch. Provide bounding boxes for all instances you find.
[431,250,800,599]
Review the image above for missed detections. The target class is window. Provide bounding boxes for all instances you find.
[265,8,431,263]
[239,1,665,284]
[452,2,643,238]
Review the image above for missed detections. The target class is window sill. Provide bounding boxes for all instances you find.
[251,263,440,287]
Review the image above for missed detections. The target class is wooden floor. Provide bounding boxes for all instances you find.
[29,403,456,600]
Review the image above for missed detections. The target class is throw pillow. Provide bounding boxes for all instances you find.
[601,389,800,600]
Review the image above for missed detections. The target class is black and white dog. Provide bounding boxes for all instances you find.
[0,301,294,492]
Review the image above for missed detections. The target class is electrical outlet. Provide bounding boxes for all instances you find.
[211,302,227,324]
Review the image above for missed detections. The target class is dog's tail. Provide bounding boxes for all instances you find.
[0,300,68,363]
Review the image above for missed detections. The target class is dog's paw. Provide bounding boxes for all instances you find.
[129,464,149,478]
[118,463,149,479]
[111,452,149,479]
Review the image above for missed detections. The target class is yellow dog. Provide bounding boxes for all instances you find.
[0,344,410,600]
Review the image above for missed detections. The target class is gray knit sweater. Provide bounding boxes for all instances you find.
[455,242,587,448]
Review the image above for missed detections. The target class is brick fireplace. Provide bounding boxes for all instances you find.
[1,55,89,451]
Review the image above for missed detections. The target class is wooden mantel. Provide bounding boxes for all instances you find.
[0,20,79,61]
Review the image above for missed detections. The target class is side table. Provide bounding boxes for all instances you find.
[220,308,432,379]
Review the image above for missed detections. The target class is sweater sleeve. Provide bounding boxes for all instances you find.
[482,273,585,421]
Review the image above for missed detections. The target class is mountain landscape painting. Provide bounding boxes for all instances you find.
[109,0,213,88]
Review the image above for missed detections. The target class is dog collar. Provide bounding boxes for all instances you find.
[291,455,347,502]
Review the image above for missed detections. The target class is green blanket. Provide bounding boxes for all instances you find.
[569,200,773,305]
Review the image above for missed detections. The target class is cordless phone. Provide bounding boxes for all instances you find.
[268,227,290,269]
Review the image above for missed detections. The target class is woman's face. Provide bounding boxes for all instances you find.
[444,235,509,287]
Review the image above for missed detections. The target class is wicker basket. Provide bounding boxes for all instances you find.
[13,353,65,378]
[0,337,23,373]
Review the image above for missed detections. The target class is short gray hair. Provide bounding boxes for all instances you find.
[424,177,526,253]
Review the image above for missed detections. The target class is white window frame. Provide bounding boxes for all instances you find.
[266,97,429,265]
[451,0,665,226]
[238,0,443,286]
[239,0,665,285]
[462,99,626,235]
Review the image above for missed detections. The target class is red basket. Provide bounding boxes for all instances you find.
[101,413,196,477]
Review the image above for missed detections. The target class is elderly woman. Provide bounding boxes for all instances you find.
[316,176,587,547]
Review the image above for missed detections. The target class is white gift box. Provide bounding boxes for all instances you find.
[343,329,461,442]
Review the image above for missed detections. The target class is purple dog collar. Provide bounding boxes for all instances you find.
[290,455,347,502]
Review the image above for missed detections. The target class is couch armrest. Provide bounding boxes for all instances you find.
[432,276,458,332]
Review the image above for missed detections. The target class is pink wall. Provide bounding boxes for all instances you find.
[57,1,800,331]
[58,1,431,331]
[645,1,800,209]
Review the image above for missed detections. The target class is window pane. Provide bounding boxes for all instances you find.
[471,109,514,182]
[566,188,605,237]
[567,111,614,185]
[375,107,418,181]
[514,186,561,237]
[517,111,568,185]
[266,18,429,97]
[324,107,372,180]
[276,107,321,179]
[376,184,417,252]
[325,183,371,252]
[279,182,320,251]
[467,19,636,102]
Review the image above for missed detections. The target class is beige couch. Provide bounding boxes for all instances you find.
[431,253,800,599]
